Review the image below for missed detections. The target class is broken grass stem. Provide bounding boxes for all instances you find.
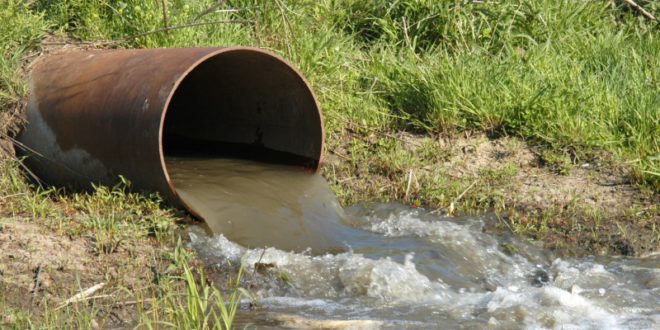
[622,0,656,20]
[57,282,107,310]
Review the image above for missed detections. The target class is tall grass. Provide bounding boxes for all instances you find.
[0,0,45,109]
[137,240,246,330]
[3,0,657,188]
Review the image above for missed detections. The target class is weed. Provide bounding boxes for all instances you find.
[3,0,659,188]
[1,0,659,326]
[539,150,574,175]
[137,239,247,330]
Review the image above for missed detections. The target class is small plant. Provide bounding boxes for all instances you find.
[85,214,122,254]
[501,243,519,255]
[138,239,247,330]
[539,151,573,175]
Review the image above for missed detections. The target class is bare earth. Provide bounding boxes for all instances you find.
[324,130,659,256]
[0,41,658,325]
[0,216,174,326]
[1,129,658,327]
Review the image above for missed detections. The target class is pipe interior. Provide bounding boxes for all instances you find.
[162,49,322,169]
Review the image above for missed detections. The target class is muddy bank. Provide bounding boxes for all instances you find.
[323,130,658,256]
[0,39,657,328]
[0,217,170,327]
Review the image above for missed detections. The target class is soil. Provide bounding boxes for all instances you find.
[323,130,659,257]
[0,41,658,326]
[424,133,658,256]
[0,217,175,327]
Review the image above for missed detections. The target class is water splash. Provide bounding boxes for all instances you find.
[190,204,659,329]
[169,157,659,329]
[166,157,351,253]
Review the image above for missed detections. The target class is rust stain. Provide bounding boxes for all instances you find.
[18,48,323,213]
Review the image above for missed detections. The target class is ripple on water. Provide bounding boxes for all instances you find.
[177,158,659,329]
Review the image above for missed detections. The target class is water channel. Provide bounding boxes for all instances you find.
[167,157,659,329]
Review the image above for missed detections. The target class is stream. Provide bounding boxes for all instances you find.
[167,157,659,329]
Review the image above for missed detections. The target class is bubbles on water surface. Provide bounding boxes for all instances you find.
[189,204,659,329]
[171,158,659,329]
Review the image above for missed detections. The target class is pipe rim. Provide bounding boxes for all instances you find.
[157,47,324,217]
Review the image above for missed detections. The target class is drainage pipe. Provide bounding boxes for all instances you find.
[17,48,324,214]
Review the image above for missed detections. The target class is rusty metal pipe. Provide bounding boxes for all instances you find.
[17,48,324,212]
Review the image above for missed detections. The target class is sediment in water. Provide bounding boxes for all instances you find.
[165,157,352,253]
[165,156,658,328]
[190,204,660,329]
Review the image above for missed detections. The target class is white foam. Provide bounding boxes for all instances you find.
[366,210,480,245]
[483,285,622,329]
[191,229,450,303]
[260,296,344,311]
[188,207,659,329]
[363,254,451,302]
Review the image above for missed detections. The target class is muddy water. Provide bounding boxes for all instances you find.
[170,158,659,329]
[166,157,354,253]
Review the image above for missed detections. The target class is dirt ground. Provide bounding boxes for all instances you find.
[324,130,659,257]
[427,133,658,256]
[0,217,180,327]
[1,128,658,326]
[0,41,658,327]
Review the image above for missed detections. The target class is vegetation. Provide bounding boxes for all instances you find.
[2,0,658,189]
[0,160,245,329]
[1,238,244,329]
[1,0,658,327]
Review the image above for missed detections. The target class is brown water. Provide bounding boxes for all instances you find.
[166,157,352,253]
[168,157,660,329]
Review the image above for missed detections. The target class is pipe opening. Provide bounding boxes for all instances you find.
[20,47,340,251]
[162,49,322,169]
[160,49,342,251]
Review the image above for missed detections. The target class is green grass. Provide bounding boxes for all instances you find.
[0,1,45,109]
[138,243,246,330]
[0,0,659,326]
[48,0,660,188]
[0,159,174,245]
[1,159,246,329]
[1,0,658,189]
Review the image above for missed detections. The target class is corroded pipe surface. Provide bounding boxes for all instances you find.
[18,48,323,214]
